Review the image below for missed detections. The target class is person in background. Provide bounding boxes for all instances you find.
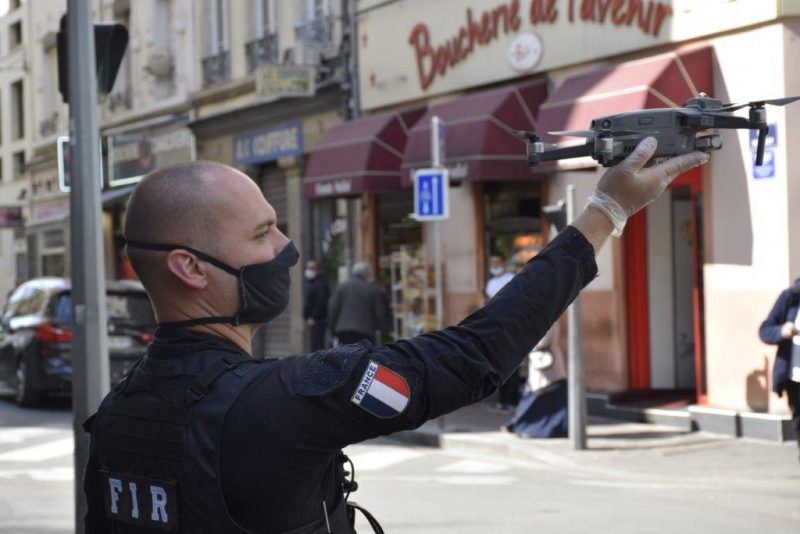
[759,279,800,461]
[486,252,521,411]
[485,253,514,300]
[303,260,329,352]
[329,261,386,345]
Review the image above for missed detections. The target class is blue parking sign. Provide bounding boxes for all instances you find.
[413,168,449,220]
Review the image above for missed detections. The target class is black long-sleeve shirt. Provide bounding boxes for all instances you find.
[85,226,597,533]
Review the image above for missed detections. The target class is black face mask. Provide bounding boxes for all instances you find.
[125,239,300,327]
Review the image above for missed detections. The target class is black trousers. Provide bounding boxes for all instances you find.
[787,381,800,450]
[309,319,327,352]
[336,331,374,345]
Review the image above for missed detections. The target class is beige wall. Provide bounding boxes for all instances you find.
[439,181,482,323]
[703,23,793,412]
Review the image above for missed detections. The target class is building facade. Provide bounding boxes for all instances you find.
[303,0,800,431]
[0,0,355,359]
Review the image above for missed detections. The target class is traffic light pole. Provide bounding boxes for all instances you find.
[67,1,110,531]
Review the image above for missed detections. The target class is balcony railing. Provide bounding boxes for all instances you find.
[108,88,133,112]
[39,112,59,137]
[201,51,230,88]
[294,15,334,52]
[245,33,279,73]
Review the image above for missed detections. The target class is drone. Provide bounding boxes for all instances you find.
[514,93,800,167]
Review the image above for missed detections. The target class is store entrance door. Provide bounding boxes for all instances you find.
[623,167,705,404]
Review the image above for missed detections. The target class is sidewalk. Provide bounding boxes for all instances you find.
[388,401,800,483]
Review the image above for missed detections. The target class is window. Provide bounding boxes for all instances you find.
[297,0,332,51]
[10,0,22,10]
[39,47,59,137]
[11,80,24,140]
[202,0,230,86]
[9,21,22,49]
[12,151,25,180]
[108,5,132,112]
[246,0,278,72]
[204,0,229,56]
[253,0,275,39]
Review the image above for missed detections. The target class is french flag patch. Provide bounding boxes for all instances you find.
[351,361,410,418]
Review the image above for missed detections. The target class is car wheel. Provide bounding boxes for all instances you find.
[15,356,44,407]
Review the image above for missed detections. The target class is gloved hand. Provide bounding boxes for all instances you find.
[587,137,709,237]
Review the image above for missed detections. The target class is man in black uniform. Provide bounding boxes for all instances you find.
[83,140,708,533]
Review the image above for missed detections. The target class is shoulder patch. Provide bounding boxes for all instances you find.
[351,360,410,418]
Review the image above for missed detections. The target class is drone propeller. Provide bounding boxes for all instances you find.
[720,96,800,112]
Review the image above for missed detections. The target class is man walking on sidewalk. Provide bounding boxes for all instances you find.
[329,261,387,345]
[759,280,800,460]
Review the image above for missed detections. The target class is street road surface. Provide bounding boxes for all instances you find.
[0,395,798,533]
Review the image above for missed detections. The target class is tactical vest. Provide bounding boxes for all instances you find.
[86,349,361,533]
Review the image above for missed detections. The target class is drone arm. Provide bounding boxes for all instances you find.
[705,114,769,165]
[706,114,757,129]
[529,143,593,165]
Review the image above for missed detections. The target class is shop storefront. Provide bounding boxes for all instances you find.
[305,108,426,340]
[353,0,800,432]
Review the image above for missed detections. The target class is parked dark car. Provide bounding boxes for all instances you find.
[0,277,156,407]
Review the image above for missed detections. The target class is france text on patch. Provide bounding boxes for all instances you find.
[351,361,410,418]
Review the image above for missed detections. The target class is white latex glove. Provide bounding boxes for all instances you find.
[588,137,709,236]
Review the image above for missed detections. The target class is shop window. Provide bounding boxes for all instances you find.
[9,21,22,49]
[310,197,358,290]
[11,80,24,140]
[375,193,430,339]
[41,254,65,277]
[15,251,27,283]
[40,229,65,277]
[43,229,65,249]
[483,182,544,272]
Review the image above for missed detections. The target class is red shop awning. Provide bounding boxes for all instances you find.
[538,46,713,146]
[304,107,426,199]
[401,79,548,184]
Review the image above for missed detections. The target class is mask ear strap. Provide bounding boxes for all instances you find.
[125,240,240,276]
[158,316,240,328]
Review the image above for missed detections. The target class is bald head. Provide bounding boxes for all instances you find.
[125,161,263,291]
[124,161,234,249]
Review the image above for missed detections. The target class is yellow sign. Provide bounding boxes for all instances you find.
[256,66,316,98]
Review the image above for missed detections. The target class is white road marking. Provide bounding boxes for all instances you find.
[361,474,516,486]
[346,448,423,471]
[0,467,74,481]
[0,438,74,462]
[572,479,707,490]
[0,427,65,444]
[435,459,511,474]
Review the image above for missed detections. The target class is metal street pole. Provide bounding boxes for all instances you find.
[431,116,445,430]
[68,1,110,531]
[566,185,587,450]
[431,116,444,332]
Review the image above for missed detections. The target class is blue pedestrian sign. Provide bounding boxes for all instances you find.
[412,168,449,220]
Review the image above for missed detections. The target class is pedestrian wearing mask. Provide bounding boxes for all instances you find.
[303,260,329,352]
[759,279,800,460]
[83,138,707,533]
